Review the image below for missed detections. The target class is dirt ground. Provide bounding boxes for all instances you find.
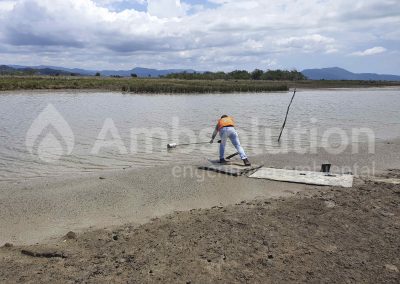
[1,171,399,283]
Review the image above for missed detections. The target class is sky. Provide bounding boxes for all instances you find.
[0,0,399,74]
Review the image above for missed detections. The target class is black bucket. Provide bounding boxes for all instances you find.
[321,164,331,173]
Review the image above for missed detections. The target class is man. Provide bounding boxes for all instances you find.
[210,115,251,166]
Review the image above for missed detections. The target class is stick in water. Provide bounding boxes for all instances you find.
[278,88,297,143]
[167,140,222,149]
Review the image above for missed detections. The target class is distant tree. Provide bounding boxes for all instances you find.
[131,73,138,78]
[228,70,251,80]
[95,72,101,77]
[251,69,263,80]
[214,72,227,79]
[261,69,307,81]
[162,68,306,81]
[290,69,307,80]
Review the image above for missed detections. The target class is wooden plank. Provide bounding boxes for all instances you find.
[249,168,353,188]
[199,160,263,177]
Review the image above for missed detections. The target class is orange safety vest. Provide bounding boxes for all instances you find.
[217,116,235,130]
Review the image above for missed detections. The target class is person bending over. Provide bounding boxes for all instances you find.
[210,115,251,166]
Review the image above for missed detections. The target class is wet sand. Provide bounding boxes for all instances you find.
[0,162,306,246]
[0,140,400,246]
[0,139,399,282]
[0,165,399,283]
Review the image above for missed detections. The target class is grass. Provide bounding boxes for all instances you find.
[0,76,399,93]
[0,76,288,93]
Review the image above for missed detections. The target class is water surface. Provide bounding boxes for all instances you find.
[1,88,399,184]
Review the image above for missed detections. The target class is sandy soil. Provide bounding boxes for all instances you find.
[0,173,399,283]
[0,140,399,283]
[0,163,308,246]
[1,140,399,246]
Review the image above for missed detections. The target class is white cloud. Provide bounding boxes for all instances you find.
[94,0,124,5]
[147,0,188,18]
[0,0,16,11]
[94,0,145,6]
[351,46,387,56]
[0,0,398,73]
[275,34,336,53]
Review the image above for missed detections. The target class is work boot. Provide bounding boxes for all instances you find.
[219,158,228,164]
[243,158,251,166]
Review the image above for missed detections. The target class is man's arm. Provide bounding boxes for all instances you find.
[210,124,218,143]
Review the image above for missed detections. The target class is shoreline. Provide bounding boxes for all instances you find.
[2,138,399,188]
[1,140,399,246]
[0,139,399,282]
[0,161,308,246]
[1,169,399,282]
[1,85,400,95]
[1,76,400,93]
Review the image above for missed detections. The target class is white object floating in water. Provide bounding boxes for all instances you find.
[167,143,177,149]
[249,168,353,188]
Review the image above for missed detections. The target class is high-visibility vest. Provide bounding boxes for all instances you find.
[217,116,235,130]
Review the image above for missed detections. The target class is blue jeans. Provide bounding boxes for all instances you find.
[219,127,247,160]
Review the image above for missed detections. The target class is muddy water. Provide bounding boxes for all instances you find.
[0,88,399,184]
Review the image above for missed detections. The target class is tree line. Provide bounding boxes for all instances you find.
[164,69,307,80]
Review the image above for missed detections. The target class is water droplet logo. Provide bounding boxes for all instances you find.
[26,104,75,163]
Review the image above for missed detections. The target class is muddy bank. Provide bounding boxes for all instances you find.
[1,174,399,283]
[0,163,308,246]
[1,140,400,246]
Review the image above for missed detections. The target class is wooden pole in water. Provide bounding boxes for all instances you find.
[278,88,297,143]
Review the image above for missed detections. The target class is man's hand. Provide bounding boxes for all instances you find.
[210,139,214,144]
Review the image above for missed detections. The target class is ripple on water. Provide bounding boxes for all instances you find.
[0,88,400,183]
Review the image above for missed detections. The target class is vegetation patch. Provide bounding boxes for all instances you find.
[0,76,288,93]
[0,76,399,93]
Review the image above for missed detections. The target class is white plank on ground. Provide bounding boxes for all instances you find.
[249,168,353,188]
[368,178,400,185]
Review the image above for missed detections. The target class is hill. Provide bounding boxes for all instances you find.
[4,65,400,81]
[1,65,75,76]
[302,67,400,81]
[9,65,196,77]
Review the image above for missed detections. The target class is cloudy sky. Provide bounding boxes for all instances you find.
[0,0,399,73]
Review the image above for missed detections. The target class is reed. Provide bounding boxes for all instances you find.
[0,76,398,93]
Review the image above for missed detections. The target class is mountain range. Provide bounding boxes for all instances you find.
[1,65,400,81]
[1,65,72,76]
[301,67,400,81]
[8,65,196,77]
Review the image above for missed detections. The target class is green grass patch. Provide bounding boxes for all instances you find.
[0,76,399,93]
